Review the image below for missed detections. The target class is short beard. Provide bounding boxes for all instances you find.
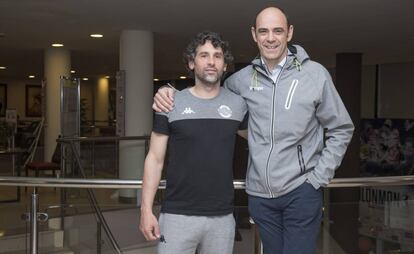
[195,71,223,86]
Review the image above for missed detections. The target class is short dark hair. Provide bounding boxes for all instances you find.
[252,6,290,29]
[183,31,233,73]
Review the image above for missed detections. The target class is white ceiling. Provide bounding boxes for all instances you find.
[0,0,413,80]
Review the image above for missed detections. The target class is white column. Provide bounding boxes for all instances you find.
[119,30,153,203]
[44,48,70,160]
[95,78,109,132]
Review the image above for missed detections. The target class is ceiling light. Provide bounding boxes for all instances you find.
[104,76,110,79]
[29,75,35,79]
[0,66,6,70]
[179,76,187,79]
[82,78,89,81]
[90,34,103,38]
[70,70,76,74]
[153,78,159,82]
[52,43,64,47]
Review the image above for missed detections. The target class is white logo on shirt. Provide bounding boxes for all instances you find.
[181,107,195,114]
[218,105,232,118]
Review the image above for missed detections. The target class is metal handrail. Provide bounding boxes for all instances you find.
[57,135,149,142]
[1,175,414,189]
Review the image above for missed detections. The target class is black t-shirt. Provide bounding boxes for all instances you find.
[153,88,247,216]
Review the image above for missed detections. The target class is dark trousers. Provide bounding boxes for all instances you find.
[248,182,322,254]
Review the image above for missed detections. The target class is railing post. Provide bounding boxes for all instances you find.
[255,227,263,254]
[11,135,15,176]
[60,143,66,231]
[97,221,102,254]
[30,187,39,254]
[115,139,119,178]
[322,188,330,254]
[250,218,263,254]
[92,140,95,176]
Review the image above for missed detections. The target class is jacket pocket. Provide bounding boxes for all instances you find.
[297,145,306,173]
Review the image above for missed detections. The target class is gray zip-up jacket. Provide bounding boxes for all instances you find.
[225,45,354,198]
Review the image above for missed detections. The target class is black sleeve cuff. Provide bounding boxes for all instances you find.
[153,114,170,135]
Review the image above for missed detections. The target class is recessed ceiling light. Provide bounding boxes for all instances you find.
[90,34,103,38]
[153,78,159,81]
[82,78,89,81]
[104,76,110,79]
[179,76,187,79]
[70,70,76,74]
[29,75,35,79]
[0,66,6,70]
[52,43,64,47]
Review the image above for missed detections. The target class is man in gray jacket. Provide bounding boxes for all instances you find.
[153,6,354,254]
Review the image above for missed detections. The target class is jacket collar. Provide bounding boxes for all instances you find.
[251,44,310,75]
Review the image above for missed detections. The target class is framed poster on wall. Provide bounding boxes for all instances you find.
[0,84,7,117]
[25,85,42,117]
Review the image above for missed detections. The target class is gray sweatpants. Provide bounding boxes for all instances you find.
[158,213,235,254]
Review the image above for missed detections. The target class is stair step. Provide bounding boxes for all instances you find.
[120,242,157,254]
[0,229,64,253]
[6,246,74,254]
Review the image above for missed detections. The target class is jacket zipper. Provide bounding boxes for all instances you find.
[259,63,287,198]
[297,145,306,173]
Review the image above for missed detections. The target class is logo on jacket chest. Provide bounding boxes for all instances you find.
[249,86,264,91]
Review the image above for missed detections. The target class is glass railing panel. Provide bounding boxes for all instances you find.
[233,206,257,254]
[322,186,414,254]
[32,187,119,253]
[3,172,412,254]
[0,186,78,254]
[0,186,29,253]
[1,185,261,254]
[78,140,118,179]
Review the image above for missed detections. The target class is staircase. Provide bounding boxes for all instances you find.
[0,227,70,254]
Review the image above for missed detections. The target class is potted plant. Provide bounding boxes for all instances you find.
[0,121,14,149]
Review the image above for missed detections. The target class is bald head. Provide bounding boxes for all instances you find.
[250,6,293,70]
[253,7,290,29]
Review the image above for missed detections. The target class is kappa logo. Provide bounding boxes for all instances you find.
[181,107,195,114]
[218,105,232,118]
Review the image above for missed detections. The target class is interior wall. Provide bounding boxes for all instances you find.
[361,65,376,119]
[0,78,95,122]
[378,62,414,119]
[80,81,94,122]
[2,61,414,122]
[0,78,41,120]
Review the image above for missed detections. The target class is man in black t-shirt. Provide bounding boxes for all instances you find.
[139,31,247,254]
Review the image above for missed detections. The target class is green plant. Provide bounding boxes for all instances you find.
[0,121,14,148]
[80,98,92,135]
[80,98,88,125]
